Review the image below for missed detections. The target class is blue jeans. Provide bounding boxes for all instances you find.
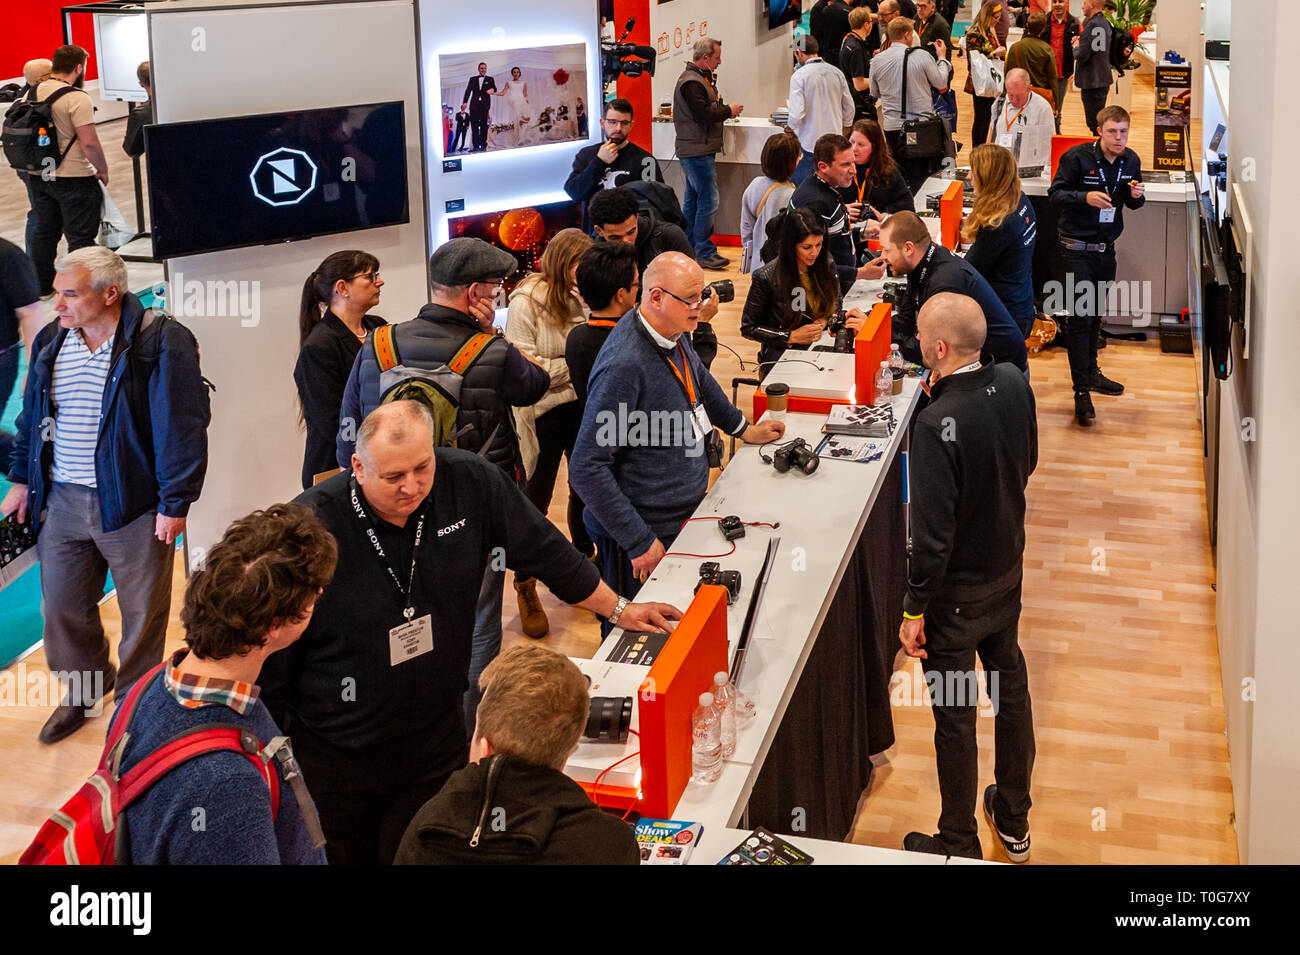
[680,154,720,260]
[463,564,504,732]
[19,173,38,257]
[791,148,816,186]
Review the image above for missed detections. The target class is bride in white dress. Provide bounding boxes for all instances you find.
[497,67,533,146]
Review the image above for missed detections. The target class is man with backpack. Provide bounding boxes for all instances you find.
[1,246,212,745]
[10,58,52,257]
[1072,0,1114,135]
[3,46,111,296]
[336,237,549,736]
[265,401,680,864]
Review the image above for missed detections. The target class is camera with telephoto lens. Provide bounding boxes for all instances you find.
[695,561,742,605]
[773,437,819,475]
[601,18,657,85]
[827,308,856,354]
[703,279,734,304]
[584,695,633,742]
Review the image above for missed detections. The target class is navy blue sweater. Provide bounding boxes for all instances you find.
[570,311,746,556]
[964,194,1037,336]
[108,675,327,865]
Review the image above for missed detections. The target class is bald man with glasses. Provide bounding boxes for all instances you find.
[570,253,784,625]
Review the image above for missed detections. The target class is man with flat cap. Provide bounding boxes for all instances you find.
[338,237,550,742]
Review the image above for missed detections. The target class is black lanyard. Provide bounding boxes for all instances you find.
[349,475,427,621]
[1097,146,1125,201]
[915,242,938,290]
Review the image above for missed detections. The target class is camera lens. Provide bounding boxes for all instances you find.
[585,696,633,742]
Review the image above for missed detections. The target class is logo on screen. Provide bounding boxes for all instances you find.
[249,147,318,206]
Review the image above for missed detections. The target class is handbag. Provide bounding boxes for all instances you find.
[969,49,1005,97]
[897,48,947,159]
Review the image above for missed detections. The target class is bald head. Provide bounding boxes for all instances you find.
[641,252,706,340]
[917,293,986,373]
[879,0,899,16]
[1005,68,1031,106]
[351,402,436,526]
[355,401,434,467]
[24,59,52,86]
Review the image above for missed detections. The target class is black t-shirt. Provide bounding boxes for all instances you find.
[565,319,617,408]
[0,238,40,350]
[840,33,873,116]
[258,451,602,773]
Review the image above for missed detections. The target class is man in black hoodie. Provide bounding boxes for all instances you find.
[898,292,1037,864]
[395,644,640,865]
[589,187,718,369]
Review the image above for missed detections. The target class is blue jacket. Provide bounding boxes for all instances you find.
[8,292,211,533]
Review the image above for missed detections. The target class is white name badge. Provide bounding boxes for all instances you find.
[389,614,434,666]
[1099,207,1116,223]
[691,403,712,442]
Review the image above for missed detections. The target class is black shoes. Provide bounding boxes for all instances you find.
[38,664,116,745]
[1074,390,1095,425]
[1089,369,1124,395]
[983,785,1031,863]
[699,254,730,271]
[902,830,982,860]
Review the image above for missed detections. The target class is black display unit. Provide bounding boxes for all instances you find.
[145,101,409,259]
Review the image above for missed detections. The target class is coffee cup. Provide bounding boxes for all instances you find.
[765,382,789,418]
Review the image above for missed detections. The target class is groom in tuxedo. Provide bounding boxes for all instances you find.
[462,62,497,152]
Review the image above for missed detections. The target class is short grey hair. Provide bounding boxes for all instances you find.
[55,246,128,294]
[692,37,720,61]
[355,401,435,464]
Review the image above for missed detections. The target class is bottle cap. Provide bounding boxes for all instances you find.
[714,671,727,685]
[699,692,714,706]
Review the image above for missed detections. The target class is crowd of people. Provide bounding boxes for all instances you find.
[1,6,1149,864]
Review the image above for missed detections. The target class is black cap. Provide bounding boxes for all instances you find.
[428,237,518,286]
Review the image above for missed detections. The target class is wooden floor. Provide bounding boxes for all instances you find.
[0,64,1235,864]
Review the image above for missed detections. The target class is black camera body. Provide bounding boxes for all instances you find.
[773,437,819,475]
[703,279,735,304]
[601,19,657,86]
[696,561,743,604]
[881,278,909,305]
[827,308,856,354]
[718,514,745,541]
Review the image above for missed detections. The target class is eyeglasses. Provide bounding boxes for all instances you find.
[654,287,705,309]
[351,270,380,283]
[603,118,633,128]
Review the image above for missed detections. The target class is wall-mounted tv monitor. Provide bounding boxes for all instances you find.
[769,0,803,30]
[438,43,588,157]
[145,101,409,259]
[448,199,582,294]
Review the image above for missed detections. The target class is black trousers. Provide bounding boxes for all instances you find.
[28,175,101,295]
[922,580,1035,856]
[1060,246,1117,392]
[885,128,944,195]
[969,94,994,147]
[470,110,490,151]
[290,723,462,865]
[0,343,18,475]
[525,401,593,557]
[1080,86,1109,135]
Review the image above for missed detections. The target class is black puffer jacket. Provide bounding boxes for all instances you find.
[394,754,640,865]
[337,304,549,481]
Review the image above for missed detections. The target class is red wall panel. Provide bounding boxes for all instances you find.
[2,1,102,83]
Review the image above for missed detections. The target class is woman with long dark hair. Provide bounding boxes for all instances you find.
[962,143,1037,336]
[843,118,914,216]
[293,250,385,489]
[741,208,845,373]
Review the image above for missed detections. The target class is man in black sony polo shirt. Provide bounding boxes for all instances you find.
[789,133,887,292]
[259,402,680,865]
[1048,104,1145,425]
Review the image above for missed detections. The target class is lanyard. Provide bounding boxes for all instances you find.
[350,475,427,620]
[586,318,618,328]
[695,67,721,103]
[914,242,937,291]
[855,168,868,204]
[1097,146,1125,199]
[1003,102,1027,132]
[663,344,697,405]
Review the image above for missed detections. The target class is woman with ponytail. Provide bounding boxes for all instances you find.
[293,250,385,489]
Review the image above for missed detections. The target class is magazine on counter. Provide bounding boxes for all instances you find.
[717,827,814,865]
[815,433,888,464]
[635,819,703,865]
[824,403,894,437]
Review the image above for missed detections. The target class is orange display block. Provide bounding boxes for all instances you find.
[577,585,729,817]
[1051,134,1095,178]
[938,179,964,250]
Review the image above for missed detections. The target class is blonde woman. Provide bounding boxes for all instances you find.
[963,1,1007,147]
[505,227,593,637]
[961,143,1037,336]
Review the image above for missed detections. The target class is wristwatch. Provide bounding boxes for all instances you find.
[608,596,630,628]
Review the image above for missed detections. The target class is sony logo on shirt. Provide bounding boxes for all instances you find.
[437,518,467,537]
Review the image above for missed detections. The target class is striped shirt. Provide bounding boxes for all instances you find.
[50,327,114,487]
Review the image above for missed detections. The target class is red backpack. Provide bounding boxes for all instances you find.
[20,661,281,865]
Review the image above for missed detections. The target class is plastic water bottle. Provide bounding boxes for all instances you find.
[889,344,905,395]
[713,672,737,758]
[691,692,723,783]
[874,361,893,406]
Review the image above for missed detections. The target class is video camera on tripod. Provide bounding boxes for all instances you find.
[602,19,657,88]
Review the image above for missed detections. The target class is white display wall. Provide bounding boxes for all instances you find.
[416,0,603,247]
[146,0,430,561]
[649,0,794,127]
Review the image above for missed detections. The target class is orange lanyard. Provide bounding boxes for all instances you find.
[663,344,697,405]
[698,72,720,103]
[1004,103,1027,132]
[855,170,868,204]
[586,318,618,327]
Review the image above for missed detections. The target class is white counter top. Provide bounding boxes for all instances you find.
[652,116,784,164]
